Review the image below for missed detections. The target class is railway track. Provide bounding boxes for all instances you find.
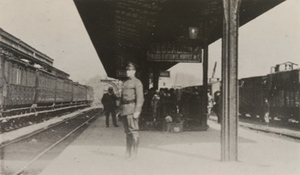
[0,104,90,133]
[0,107,102,175]
[209,114,300,140]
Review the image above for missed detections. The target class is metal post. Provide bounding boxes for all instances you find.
[141,63,150,90]
[202,42,209,128]
[0,57,3,107]
[221,0,240,161]
[153,65,159,90]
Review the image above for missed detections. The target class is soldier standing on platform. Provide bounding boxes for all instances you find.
[119,62,144,157]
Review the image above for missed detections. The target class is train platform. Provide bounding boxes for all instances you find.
[1,107,299,175]
[36,112,299,175]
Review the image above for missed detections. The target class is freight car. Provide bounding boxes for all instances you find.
[239,76,268,118]
[0,28,93,116]
[238,62,299,122]
[178,62,299,124]
[267,63,300,122]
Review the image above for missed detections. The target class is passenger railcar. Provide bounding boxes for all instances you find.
[86,86,94,103]
[37,69,57,105]
[0,28,94,113]
[1,56,37,108]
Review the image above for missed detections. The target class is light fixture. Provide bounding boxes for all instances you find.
[189,27,199,39]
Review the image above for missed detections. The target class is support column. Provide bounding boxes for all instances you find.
[152,65,159,90]
[141,64,150,90]
[221,0,240,161]
[202,42,209,128]
[0,57,4,108]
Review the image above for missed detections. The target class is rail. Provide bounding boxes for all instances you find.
[0,104,89,121]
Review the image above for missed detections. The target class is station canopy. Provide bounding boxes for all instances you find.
[74,0,285,79]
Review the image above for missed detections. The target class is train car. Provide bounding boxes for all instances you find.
[1,28,54,109]
[239,76,268,118]
[239,62,300,122]
[36,69,57,105]
[1,28,95,132]
[1,28,94,111]
[51,66,72,104]
[267,67,300,121]
[86,86,94,103]
[64,79,74,102]
[54,76,65,103]
[1,56,37,109]
[72,83,87,102]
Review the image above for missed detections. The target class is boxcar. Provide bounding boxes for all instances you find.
[239,76,268,118]
[267,69,300,121]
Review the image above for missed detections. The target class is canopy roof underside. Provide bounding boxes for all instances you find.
[74,0,285,78]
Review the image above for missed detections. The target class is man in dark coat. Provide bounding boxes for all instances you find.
[101,86,119,127]
[119,62,144,157]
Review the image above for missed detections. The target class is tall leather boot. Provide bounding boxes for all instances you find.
[126,134,133,157]
[132,133,139,156]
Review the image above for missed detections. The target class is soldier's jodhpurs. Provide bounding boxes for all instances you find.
[122,114,139,155]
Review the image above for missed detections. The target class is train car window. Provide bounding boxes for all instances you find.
[10,66,15,83]
[11,65,22,85]
[16,68,21,85]
[21,68,27,85]
[29,70,36,87]
[4,61,9,83]
[286,91,290,107]
[279,91,284,107]
[290,91,295,107]
[296,91,300,107]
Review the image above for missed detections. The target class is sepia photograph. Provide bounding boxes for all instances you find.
[0,0,299,175]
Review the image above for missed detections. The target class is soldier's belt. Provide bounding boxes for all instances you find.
[122,99,136,104]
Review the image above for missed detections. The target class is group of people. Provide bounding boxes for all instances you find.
[143,87,178,123]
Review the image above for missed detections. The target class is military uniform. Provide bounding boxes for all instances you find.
[120,62,144,157]
[120,76,144,134]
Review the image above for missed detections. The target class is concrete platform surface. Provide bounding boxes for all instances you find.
[38,114,300,175]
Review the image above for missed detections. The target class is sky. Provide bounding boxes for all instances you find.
[0,0,299,84]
